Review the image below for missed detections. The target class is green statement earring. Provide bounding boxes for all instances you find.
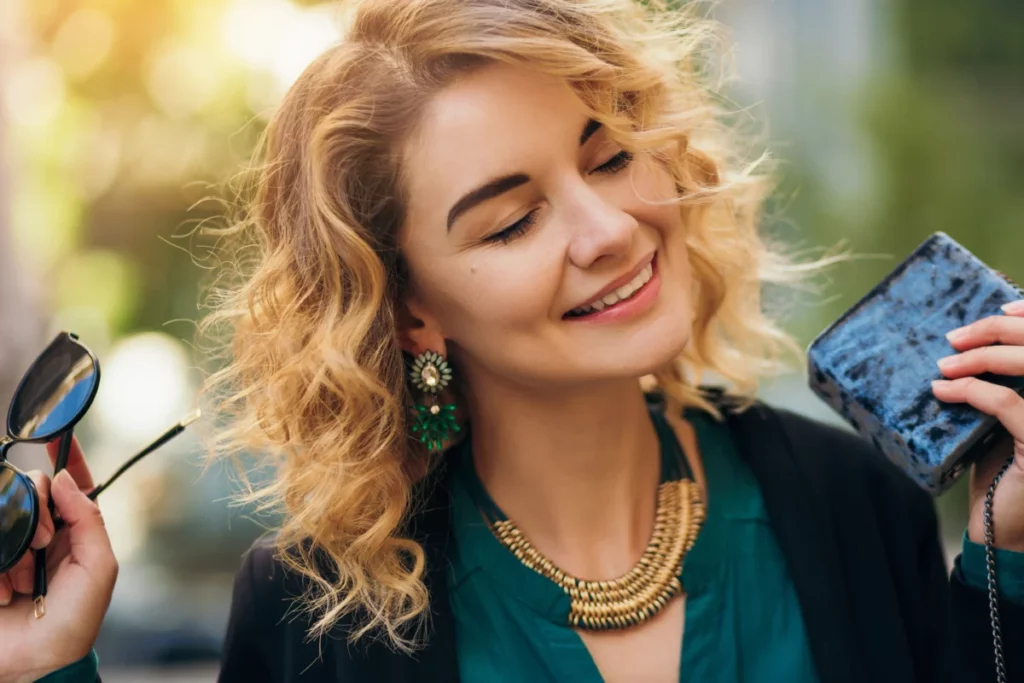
[408,350,459,451]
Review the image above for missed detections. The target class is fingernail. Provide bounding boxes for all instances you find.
[38,525,53,547]
[0,592,10,607]
[932,379,952,391]
[937,355,960,371]
[1002,300,1024,315]
[946,327,969,342]
[54,469,73,490]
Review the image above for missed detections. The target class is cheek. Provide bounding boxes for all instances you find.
[630,157,686,236]
[429,252,563,342]
[631,165,692,312]
[667,234,693,311]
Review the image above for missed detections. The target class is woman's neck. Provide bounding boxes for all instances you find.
[465,377,664,581]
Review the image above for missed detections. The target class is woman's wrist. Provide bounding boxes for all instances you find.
[967,513,1024,553]
[960,530,1024,605]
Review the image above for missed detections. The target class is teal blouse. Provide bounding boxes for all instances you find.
[448,407,819,683]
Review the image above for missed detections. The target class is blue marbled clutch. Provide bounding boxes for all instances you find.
[807,232,1024,495]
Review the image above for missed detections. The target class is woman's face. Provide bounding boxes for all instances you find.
[399,62,693,390]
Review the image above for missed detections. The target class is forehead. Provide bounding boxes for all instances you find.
[401,63,589,232]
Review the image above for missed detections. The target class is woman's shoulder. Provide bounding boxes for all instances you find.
[227,531,344,624]
[224,533,309,633]
[221,524,455,681]
[220,533,348,680]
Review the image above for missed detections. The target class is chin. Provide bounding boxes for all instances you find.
[580,314,693,380]
[629,282,694,375]
[632,324,693,376]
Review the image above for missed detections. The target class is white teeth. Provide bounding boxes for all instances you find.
[568,261,654,317]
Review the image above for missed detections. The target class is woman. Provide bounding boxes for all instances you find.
[5,1,1024,681]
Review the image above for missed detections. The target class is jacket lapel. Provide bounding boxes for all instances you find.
[725,400,866,683]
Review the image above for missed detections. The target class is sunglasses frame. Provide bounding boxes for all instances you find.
[0,330,199,619]
[0,331,99,576]
[0,464,42,574]
[2,331,101,451]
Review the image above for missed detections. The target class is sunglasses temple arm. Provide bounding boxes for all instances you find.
[54,429,73,476]
[48,409,200,530]
[87,409,202,502]
[33,431,74,617]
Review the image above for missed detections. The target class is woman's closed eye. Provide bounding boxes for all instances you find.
[483,150,635,245]
[593,149,633,175]
[485,208,539,245]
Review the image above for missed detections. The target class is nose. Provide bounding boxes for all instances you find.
[564,183,638,269]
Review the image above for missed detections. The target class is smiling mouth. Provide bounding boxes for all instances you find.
[564,255,657,319]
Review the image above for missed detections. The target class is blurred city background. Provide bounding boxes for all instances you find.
[0,0,1021,679]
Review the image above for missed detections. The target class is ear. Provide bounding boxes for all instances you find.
[396,295,447,359]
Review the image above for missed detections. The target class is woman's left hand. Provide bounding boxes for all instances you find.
[933,299,1024,552]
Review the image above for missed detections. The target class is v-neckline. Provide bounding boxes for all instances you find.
[446,404,724,683]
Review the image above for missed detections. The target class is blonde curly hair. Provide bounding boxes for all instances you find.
[200,0,813,652]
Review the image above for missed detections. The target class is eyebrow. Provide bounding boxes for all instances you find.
[445,118,604,232]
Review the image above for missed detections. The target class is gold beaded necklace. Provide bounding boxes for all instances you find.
[490,477,705,631]
[459,406,706,631]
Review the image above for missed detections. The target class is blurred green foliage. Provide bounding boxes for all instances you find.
[898,0,1023,76]
[783,0,1024,346]
[11,0,266,342]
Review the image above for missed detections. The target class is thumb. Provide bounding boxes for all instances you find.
[51,469,115,571]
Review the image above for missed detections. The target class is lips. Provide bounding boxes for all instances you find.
[564,253,657,318]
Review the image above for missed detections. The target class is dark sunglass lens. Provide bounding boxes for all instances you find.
[0,465,37,573]
[9,335,98,440]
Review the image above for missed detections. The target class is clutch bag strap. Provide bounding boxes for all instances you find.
[984,454,1015,683]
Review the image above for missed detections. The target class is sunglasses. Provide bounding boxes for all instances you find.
[0,331,199,618]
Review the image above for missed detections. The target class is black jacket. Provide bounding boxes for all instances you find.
[217,399,1024,682]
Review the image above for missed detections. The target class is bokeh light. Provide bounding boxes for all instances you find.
[145,40,223,120]
[94,332,195,445]
[51,8,116,82]
[3,57,66,129]
[53,249,140,333]
[220,0,342,98]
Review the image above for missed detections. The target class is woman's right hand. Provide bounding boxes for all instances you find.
[0,437,118,683]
